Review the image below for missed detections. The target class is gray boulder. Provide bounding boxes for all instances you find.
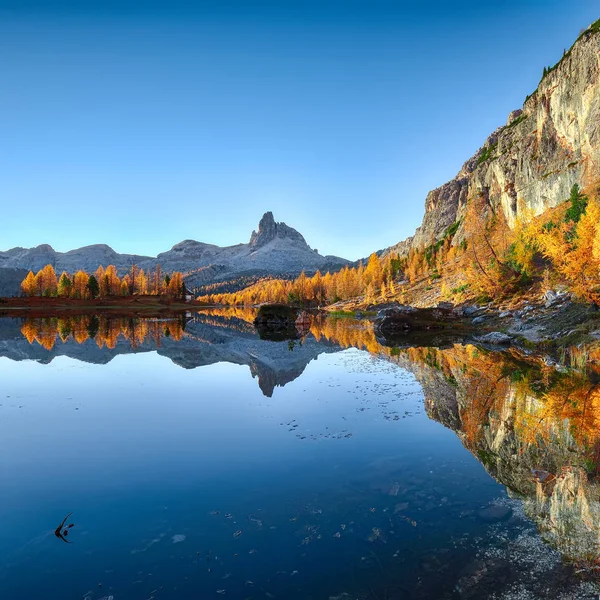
[476,332,512,345]
[543,289,570,308]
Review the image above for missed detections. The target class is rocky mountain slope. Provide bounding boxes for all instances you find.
[384,19,600,257]
[0,268,28,297]
[0,212,348,295]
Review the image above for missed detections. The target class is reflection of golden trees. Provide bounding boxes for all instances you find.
[188,309,386,350]
[309,316,382,353]
[20,316,184,350]
[200,306,258,325]
[513,374,600,454]
[388,343,600,467]
[389,341,600,569]
[21,308,600,468]
[21,318,57,350]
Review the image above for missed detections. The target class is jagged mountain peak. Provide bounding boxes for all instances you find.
[249,211,307,249]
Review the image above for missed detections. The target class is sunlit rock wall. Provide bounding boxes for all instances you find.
[386,23,600,256]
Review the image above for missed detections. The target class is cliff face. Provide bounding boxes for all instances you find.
[387,20,600,256]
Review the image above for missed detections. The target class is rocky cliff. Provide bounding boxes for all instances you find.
[385,19,600,257]
[0,212,349,295]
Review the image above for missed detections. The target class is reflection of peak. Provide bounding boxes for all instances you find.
[249,351,316,397]
[162,317,337,396]
[249,211,307,249]
[0,313,341,397]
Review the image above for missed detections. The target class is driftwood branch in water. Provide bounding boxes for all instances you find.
[54,512,73,544]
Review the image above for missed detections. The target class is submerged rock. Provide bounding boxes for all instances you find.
[455,558,510,599]
[478,504,513,522]
[476,332,512,345]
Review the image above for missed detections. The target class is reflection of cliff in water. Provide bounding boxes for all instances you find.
[388,343,600,568]
[6,310,600,565]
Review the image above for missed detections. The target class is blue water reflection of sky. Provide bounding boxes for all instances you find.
[0,347,502,599]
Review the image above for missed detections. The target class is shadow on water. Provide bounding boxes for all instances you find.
[1,308,600,597]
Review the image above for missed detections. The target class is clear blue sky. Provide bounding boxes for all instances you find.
[1,0,598,261]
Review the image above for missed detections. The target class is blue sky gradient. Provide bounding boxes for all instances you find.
[1,0,598,260]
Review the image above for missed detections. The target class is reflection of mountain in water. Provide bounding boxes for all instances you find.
[5,309,600,567]
[387,343,600,568]
[156,313,339,396]
[0,313,340,397]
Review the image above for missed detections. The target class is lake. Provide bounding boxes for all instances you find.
[0,310,598,599]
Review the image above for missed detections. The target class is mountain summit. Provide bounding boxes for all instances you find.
[249,212,307,249]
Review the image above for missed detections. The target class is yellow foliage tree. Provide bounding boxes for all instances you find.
[21,271,37,297]
[540,197,600,304]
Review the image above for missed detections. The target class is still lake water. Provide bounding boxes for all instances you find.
[0,311,598,599]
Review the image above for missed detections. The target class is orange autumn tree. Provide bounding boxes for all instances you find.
[36,264,58,296]
[104,265,121,296]
[198,252,403,306]
[21,271,37,297]
[538,185,600,304]
[72,271,89,299]
[22,264,59,297]
[461,192,520,298]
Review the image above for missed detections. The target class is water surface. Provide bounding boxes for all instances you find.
[0,312,597,599]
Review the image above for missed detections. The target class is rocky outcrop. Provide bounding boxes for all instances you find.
[253,304,301,341]
[0,212,349,295]
[373,304,464,335]
[385,20,600,257]
[249,211,306,249]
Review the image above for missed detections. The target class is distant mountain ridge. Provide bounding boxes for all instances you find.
[0,212,349,296]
